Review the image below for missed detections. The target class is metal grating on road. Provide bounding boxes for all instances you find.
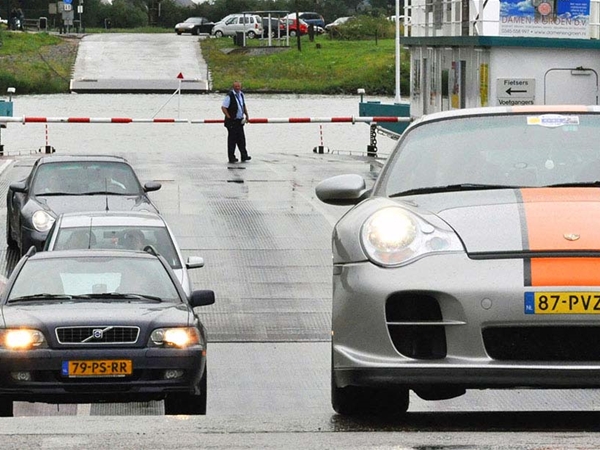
[0,151,365,343]
[90,401,163,416]
[201,311,331,342]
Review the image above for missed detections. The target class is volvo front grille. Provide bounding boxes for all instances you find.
[56,326,140,344]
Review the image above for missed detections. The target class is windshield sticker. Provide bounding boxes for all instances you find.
[527,115,580,128]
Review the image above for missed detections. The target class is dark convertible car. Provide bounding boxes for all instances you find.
[174,17,215,35]
[0,248,215,416]
[6,155,161,255]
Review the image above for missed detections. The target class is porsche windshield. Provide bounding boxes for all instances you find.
[380,113,600,197]
[31,162,141,196]
[7,256,180,302]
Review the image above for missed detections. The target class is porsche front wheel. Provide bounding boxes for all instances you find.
[331,374,409,416]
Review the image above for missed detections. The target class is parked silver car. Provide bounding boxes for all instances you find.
[211,14,264,39]
[317,105,600,415]
[44,211,204,297]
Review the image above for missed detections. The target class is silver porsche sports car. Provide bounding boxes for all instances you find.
[316,105,600,416]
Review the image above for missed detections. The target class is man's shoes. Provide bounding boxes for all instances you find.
[228,158,239,163]
[241,156,252,162]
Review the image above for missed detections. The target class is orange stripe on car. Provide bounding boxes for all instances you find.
[521,188,600,286]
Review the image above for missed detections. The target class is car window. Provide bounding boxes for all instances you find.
[226,17,238,25]
[31,161,142,196]
[379,114,600,196]
[53,226,182,269]
[7,257,180,301]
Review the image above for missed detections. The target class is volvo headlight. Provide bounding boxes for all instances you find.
[0,329,46,350]
[32,210,55,232]
[361,207,463,267]
[150,327,201,348]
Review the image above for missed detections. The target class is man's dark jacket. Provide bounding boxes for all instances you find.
[224,90,245,128]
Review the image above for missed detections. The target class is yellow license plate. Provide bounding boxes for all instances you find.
[62,360,132,377]
[525,292,600,314]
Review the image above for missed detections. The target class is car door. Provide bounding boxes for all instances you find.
[226,17,240,34]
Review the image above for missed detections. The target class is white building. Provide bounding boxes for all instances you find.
[402,0,600,116]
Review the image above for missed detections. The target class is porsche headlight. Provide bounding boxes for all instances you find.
[0,329,46,350]
[32,210,55,232]
[361,207,463,267]
[150,327,201,348]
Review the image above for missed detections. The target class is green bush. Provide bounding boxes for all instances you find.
[328,15,395,40]
[109,0,149,28]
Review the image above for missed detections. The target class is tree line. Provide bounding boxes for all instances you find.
[12,0,405,29]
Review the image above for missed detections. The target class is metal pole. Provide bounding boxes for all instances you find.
[394,0,401,103]
[295,2,301,51]
[79,0,83,33]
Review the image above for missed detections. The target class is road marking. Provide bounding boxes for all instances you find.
[0,159,14,175]
[77,403,91,416]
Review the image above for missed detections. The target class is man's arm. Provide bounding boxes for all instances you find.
[221,106,231,119]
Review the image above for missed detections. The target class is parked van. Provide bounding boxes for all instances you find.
[211,14,264,39]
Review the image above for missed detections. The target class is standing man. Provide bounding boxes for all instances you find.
[221,81,251,163]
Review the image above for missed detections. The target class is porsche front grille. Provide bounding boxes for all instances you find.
[56,326,140,344]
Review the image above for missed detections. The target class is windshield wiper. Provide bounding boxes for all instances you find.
[8,293,73,303]
[74,293,163,302]
[544,181,600,188]
[390,184,521,197]
[79,191,137,196]
[35,192,81,196]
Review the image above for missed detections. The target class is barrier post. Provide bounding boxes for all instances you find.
[43,124,55,154]
[312,124,329,154]
[0,87,15,156]
[367,123,378,157]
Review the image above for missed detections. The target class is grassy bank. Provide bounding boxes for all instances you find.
[0,29,409,95]
[0,30,78,94]
[201,35,410,95]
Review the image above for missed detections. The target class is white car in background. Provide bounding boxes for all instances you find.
[324,16,353,31]
[211,14,264,39]
[44,211,205,297]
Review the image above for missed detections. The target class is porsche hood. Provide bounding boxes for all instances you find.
[33,195,158,216]
[431,188,600,254]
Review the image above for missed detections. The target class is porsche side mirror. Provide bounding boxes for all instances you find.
[144,181,162,192]
[315,174,370,206]
[9,181,27,193]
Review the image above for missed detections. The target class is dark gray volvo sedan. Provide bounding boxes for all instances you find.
[0,249,214,416]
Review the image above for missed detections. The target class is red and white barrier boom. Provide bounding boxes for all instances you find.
[0,117,188,124]
[0,116,410,125]
[191,116,411,124]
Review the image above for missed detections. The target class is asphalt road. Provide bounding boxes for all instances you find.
[0,33,599,449]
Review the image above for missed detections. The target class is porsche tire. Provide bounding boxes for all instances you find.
[6,216,17,249]
[331,374,409,416]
